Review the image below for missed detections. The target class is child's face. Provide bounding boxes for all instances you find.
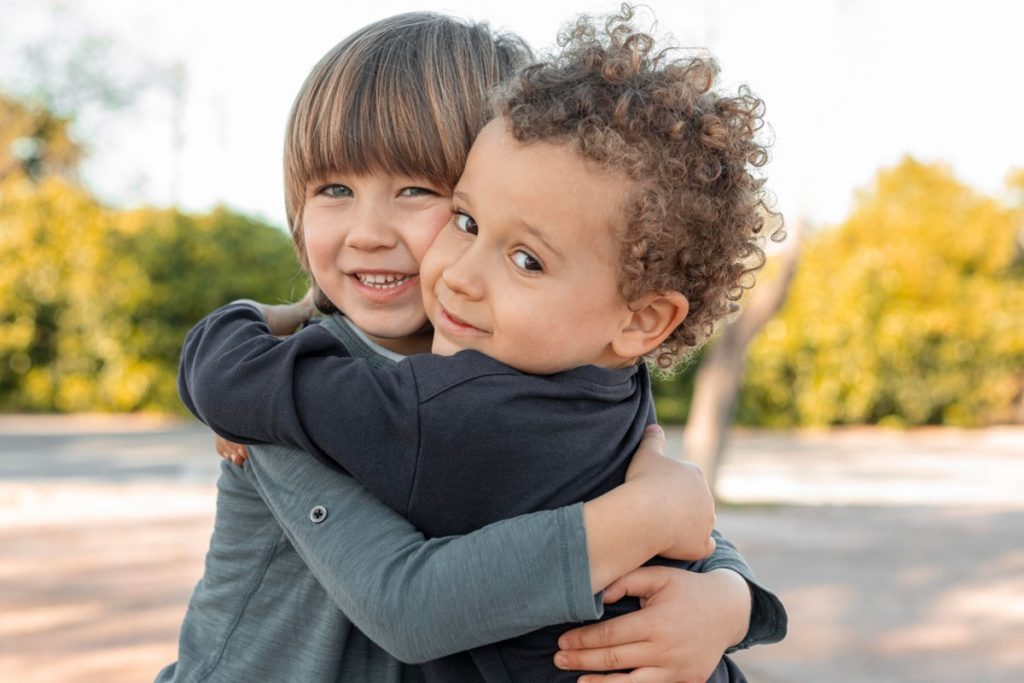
[420,119,635,375]
[302,173,450,353]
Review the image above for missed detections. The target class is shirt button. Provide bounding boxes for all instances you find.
[309,505,328,524]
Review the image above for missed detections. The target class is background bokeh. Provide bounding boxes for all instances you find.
[1,2,1023,682]
[1,0,1021,425]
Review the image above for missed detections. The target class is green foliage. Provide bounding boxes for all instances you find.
[650,349,702,424]
[0,176,303,412]
[0,93,81,180]
[738,157,1024,427]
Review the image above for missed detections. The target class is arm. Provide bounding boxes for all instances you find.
[581,423,783,655]
[695,531,788,652]
[179,302,421,511]
[179,302,412,454]
[242,427,711,663]
[583,425,716,590]
[244,444,596,663]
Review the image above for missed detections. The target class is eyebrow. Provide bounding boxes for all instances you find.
[452,189,565,261]
[518,221,565,261]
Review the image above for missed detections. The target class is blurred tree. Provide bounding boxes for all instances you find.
[0,174,303,412]
[1,2,181,200]
[683,221,800,488]
[740,157,1024,427]
[0,2,167,125]
[0,176,106,410]
[0,93,81,181]
[0,6,295,413]
[110,206,306,410]
[650,351,702,425]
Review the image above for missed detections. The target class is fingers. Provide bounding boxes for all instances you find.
[215,436,249,466]
[639,424,665,453]
[603,580,629,604]
[560,609,649,651]
[217,448,247,466]
[605,565,675,603]
[577,668,672,683]
[300,288,317,312]
[554,642,651,675]
[627,426,666,471]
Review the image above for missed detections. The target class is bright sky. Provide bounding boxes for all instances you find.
[3,0,1022,230]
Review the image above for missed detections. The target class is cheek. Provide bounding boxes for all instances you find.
[419,236,450,293]
[301,211,333,268]
[303,236,334,282]
[557,277,624,331]
[406,208,453,264]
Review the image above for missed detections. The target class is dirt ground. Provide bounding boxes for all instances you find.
[1,416,1022,683]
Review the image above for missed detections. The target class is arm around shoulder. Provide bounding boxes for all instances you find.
[179,303,421,501]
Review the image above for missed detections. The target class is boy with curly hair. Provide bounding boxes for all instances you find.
[180,7,782,681]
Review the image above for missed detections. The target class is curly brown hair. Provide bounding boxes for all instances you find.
[495,5,781,368]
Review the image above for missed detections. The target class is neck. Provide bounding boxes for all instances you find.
[366,328,434,357]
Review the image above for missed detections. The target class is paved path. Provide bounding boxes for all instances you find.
[1,416,1022,682]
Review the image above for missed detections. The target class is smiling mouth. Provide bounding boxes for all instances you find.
[439,306,486,334]
[353,272,416,290]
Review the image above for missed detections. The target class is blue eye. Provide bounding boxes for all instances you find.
[453,212,478,235]
[511,250,543,272]
[400,186,437,197]
[319,184,352,198]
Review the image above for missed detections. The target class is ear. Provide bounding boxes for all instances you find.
[610,291,689,361]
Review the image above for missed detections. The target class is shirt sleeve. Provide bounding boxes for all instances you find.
[694,529,788,651]
[178,302,421,513]
[244,443,603,664]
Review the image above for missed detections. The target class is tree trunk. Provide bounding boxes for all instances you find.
[683,222,802,492]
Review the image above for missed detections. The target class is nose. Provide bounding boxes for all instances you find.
[344,201,398,251]
[441,240,485,301]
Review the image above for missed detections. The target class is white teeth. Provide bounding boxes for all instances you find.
[356,273,413,289]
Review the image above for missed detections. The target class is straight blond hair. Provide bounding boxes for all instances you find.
[284,12,530,287]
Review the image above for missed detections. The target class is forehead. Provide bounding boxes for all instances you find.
[462,122,629,263]
[462,120,630,251]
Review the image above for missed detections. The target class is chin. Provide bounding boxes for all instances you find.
[431,340,464,357]
[349,312,426,339]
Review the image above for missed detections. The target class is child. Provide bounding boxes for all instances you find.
[173,9,785,683]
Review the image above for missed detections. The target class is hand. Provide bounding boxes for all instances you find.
[215,434,249,466]
[262,289,317,336]
[237,289,317,336]
[625,425,716,561]
[555,566,751,683]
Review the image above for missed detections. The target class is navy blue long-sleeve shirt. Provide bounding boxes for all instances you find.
[180,304,655,539]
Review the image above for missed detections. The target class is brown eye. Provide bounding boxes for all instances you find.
[453,212,478,235]
[512,250,542,272]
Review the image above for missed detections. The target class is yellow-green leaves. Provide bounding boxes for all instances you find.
[741,157,1023,426]
[0,176,302,413]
